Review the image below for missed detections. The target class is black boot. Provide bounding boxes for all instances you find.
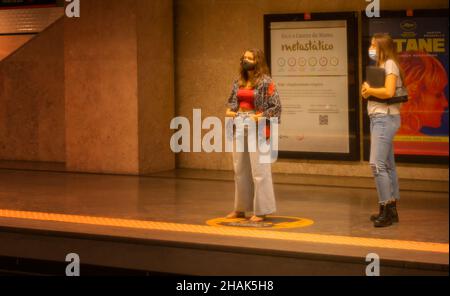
[371,201,399,223]
[374,202,394,227]
[390,201,399,223]
[370,204,384,221]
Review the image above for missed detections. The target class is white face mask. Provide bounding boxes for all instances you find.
[368,49,377,61]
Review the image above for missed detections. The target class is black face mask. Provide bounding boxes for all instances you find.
[241,60,256,71]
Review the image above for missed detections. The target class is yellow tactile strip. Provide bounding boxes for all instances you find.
[0,209,448,254]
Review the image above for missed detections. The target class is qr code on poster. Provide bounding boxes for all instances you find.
[319,115,328,125]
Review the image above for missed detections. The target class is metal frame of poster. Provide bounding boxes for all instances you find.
[264,12,360,161]
[362,10,449,164]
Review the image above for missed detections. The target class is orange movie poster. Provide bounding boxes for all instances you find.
[369,16,448,157]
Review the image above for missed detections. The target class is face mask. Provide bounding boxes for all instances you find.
[242,60,256,71]
[368,49,377,61]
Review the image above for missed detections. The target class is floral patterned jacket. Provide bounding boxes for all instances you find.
[225,74,282,124]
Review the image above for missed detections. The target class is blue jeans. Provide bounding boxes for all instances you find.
[369,113,401,204]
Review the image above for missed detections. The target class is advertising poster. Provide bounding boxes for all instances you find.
[269,20,350,154]
[363,11,449,159]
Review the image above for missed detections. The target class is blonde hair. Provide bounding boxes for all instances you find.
[372,33,405,83]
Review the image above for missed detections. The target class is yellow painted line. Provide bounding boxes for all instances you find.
[0,209,448,254]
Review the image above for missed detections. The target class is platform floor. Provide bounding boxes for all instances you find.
[0,167,448,275]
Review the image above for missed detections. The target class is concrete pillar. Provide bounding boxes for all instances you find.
[64,0,174,174]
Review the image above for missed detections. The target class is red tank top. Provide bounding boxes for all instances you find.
[237,88,255,110]
[237,88,271,138]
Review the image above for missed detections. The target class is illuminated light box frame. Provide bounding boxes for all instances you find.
[362,10,449,164]
[264,12,360,161]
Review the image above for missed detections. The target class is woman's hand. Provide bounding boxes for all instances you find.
[251,113,264,122]
[226,109,237,118]
[361,82,371,99]
[362,75,398,99]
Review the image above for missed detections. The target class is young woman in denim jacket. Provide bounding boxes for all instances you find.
[225,49,282,222]
[361,33,406,227]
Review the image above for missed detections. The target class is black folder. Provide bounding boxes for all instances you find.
[365,66,408,105]
[366,66,385,88]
